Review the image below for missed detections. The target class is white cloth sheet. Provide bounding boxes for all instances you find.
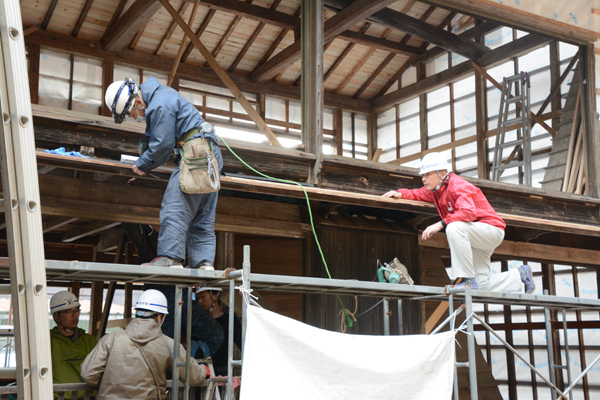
[240,306,456,400]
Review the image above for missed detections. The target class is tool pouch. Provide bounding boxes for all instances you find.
[179,136,220,194]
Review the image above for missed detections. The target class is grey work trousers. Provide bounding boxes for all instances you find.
[157,144,222,267]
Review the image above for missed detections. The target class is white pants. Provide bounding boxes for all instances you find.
[446,221,524,293]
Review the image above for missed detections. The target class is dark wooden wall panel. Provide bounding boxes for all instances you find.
[233,235,303,321]
[306,226,424,335]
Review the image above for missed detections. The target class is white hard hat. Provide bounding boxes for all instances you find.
[195,286,222,294]
[50,291,80,314]
[419,152,451,175]
[104,78,139,124]
[134,289,169,316]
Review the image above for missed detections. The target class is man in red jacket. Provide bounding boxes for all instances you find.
[383,152,535,293]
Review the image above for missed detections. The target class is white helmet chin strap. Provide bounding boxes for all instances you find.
[432,170,448,192]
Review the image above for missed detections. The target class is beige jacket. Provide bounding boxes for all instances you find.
[80,318,206,399]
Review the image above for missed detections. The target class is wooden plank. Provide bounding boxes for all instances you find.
[372,33,551,112]
[425,301,449,334]
[28,43,40,104]
[158,0,282,146]
[155,2,190,56]
[42,216,79,234]
[167,0,201,87]
[71,0,94,37]
[41,0,60,30]
[420,0,600,44]
[183,0,300,29]
[337,31,425,55]
[419,233,600,266]
[62,221,122,243]
[251,0,398,83]
[101,0,163,53]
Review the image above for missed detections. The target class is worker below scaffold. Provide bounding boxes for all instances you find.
[382,152,535,293]
[80,289,208,398]
[105,77,222,269]
[49,291,98,400]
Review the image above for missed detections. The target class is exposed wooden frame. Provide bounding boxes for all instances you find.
[129,21,150,51]
[252,0,398,83]
[372,33,551,112]
[72,0,94,37]
[41,0,60,30]
[337,31,425,56]
[158,0,282,146]
[420,0,600,45]
[255,6,301,69]
[180,9,216,62]
[204,1,250,68]
[229,0,283,73]
[27,43,40,104]
[102,0,163,53]
[155,2,190,56]
[324,23,371,84]
[106,0,128,31]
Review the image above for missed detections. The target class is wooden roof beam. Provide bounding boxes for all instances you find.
[180,9,216,63]
[420,0,600,45]
[252,0,398,83]
[182,0,299,29]
[372,33,551,112]
[324,22,371,84]
[72,0,94,37]
[324,0,488,60]
[155,2,190,56]
[255,6,301,69]
[102,0,163,53]
[41,0,60,30]
[337,31,425,56]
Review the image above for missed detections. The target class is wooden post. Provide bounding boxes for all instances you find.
[301,0,324,184]
[28,43,39,104]
[0,3,53,397]
[102,60,114,117]
[580,43,599,198]
[549,41,561,132]
[367,113,377,160]
[157,0,282,147]
[217,232,235,270]
[475,64,489,179]
[417,63,428,152]
[334,108,343,156]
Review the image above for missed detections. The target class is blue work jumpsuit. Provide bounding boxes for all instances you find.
[136,77,222,267]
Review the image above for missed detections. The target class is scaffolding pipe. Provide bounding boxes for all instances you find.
[449,295,459,400]
[397,300,403,335]
[465,286,478,400]
[561,308,573,400]
[558,352,600,400]
[430,305,464,335]
[383,298,390,335]
[545,294,558,400]
[171,286,183,400]
[227,277,236,400]
[472,313,564,395]
[183,287,193,399]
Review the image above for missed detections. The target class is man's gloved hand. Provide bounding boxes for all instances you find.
[205,364,212,379]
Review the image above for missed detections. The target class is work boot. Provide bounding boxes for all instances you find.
[452,277,479,290]
[519,264,536,294]
[196,261,214,270]
[142,256,183,268]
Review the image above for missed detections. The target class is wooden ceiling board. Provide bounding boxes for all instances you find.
[41,0,83,34]
[20,0,55,27]
[79,6,115,40]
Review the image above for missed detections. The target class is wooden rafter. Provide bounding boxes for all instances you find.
[352,6,446,99]
[372,33,550,112]
[102,0,163,53]
[205,1,253,68]
[323,23,371,84]
[180,9,217,63]
[251,0,398,83]
[41,0,60,30]
[158,0,282,146]
[229,0,283,73]
[334,27,394,95]
[324,0,488,60]
[167,0,201,86]
[106,0,128,31]
[155,2,190,56]
[255,6,301,69]
[182,0,299,30]
[72,0,94,37]
[337,31,425,56]
[129,21,150,51]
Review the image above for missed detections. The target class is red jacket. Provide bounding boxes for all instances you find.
[397,173,506,231]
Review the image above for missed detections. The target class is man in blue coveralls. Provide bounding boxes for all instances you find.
[105,77,222,269]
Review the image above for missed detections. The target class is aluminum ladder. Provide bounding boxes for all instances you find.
[491,72,533,186]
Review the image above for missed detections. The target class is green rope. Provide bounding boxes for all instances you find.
[216,134,352,327]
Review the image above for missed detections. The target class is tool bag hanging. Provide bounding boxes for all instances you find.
[178,130,220,194]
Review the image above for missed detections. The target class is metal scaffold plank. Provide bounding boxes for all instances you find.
[0,1,53,398]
